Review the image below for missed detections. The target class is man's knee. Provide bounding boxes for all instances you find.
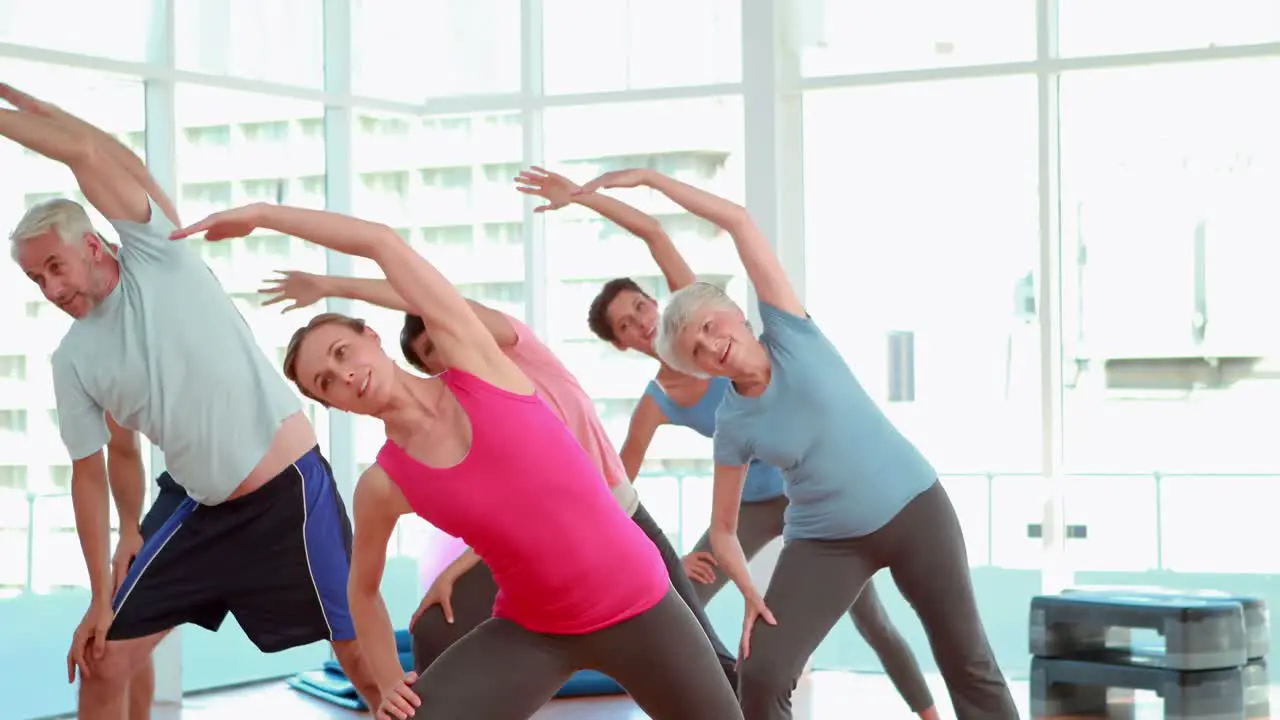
[86,633,166,691]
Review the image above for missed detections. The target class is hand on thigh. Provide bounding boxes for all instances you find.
[741,541,877,691]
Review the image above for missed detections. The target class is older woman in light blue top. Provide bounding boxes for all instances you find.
[513,167,940,719]
[572,167,1018,720]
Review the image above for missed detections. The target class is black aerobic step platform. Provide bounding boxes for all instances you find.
[1030,593,1249,671]
[1064,587,1269,661]
[1030,656,1269,720]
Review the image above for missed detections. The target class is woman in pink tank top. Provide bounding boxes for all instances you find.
[173,203,743,720]
[256,270,739,685]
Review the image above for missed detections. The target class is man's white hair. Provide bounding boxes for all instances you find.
[9,198,96,260]
[656,281,741,377]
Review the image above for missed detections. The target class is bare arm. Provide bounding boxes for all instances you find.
[320,275,518,347]
[619,394,668,482]
[105,415,145,536]
[573,193,697,292]
[707,463,761,601]
[0,83,177,225]
[438,547,483,581]
[88,128,179,226]
[348,466,415,693]
[251,206,529,391]
[70,452,114,604]
[0,105,149,224]
[641,171,804,316]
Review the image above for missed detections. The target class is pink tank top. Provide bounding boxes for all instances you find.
[377,369,668,635]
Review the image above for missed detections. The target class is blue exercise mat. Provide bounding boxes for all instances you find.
[287,669,367,712]
[299,664,624,708]
[293,629,625,711]
[557,669,625,698]
[322,651,412,676]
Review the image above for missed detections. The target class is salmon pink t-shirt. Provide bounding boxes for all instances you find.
[378,369,668,634]
[503,317,640,516]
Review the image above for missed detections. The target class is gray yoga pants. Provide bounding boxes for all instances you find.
[411,588,743,719]
[690,495,933,712]
[412,503,739,690]
[727,482,1018,720]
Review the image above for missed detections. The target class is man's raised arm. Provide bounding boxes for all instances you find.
[0,83,151,224]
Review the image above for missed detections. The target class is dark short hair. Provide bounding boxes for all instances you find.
[399,313,429,373]
[587,277,649,344]
[282,312,368,406]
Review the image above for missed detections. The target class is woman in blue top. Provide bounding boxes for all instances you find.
[516,167,938,720]
[569,168,1018,720]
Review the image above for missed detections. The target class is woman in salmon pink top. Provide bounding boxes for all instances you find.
[171,202,743,720]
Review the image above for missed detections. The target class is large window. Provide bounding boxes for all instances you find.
[352,0,521,101]
[542,0,741,94]
[804,76,1042,673]
[799,0,1036,77]
[174,84,332,691]
[176,0,325,88]
[0,0,157,62]
[1058,59,1280,583]
[1058,0,1280,57]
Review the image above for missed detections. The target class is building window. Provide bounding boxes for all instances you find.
[0,466,27,491]
[299,117,325,139]
[242,178,287,204]
[0,355,27,381]
[482,222,521,246]
[359,115,412,137]
[241,120,289,144]
[182,181,233,206]
[423,225,473,248]
[462,282,523,305]
[422,167,472,189]
[23,191,61,209]
[360,171,410,201]
[423,117,469,133]
[0,410,28,433]
[184,125,231,148]
[117,131,146,156]
[298,175,326,206]
[244,234,291,259]
[481,163,520,184]
[49,466,71,493]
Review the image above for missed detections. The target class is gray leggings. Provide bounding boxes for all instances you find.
[414,504,737,680]
[691,495,934,712]
[736,482,1017,720]
[412,589,743,719]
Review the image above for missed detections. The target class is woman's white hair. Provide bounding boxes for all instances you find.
[656,281,741,377]
[9,198,95,260]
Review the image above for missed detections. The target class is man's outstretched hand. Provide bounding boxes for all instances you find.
[0,83,58,117]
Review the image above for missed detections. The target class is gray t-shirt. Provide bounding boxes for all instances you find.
[51,197,301,504]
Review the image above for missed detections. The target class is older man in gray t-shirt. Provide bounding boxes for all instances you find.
[1,84,377,718]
